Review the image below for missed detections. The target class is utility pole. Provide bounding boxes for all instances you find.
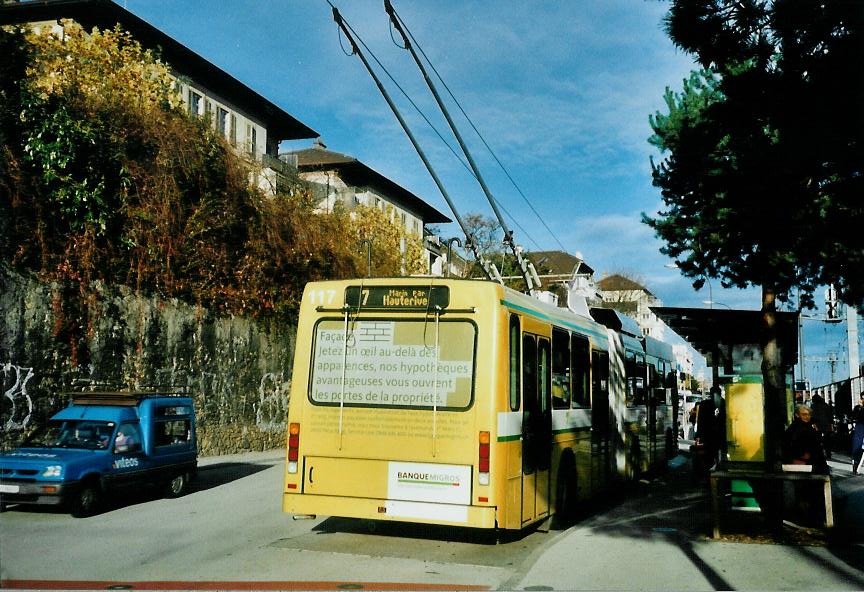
[797,289,806,387]
[848,305,860,405]
[848,305,859,379]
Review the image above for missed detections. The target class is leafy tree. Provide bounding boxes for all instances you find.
[348,204,427,277]
[461,212,544,291]
[0,26,30,255]
[20,23,179,235]
[645,0,863,465]
[0,23,391,320]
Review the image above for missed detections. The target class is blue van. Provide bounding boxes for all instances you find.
[0,392,197,517]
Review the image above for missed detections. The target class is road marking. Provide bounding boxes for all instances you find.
[1,580,489,591]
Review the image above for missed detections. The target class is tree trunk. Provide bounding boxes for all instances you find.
[761,284,787,470]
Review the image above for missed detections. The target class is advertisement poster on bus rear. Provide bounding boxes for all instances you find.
[310,320,474,409]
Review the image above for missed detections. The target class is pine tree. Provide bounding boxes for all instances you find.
[646,0,863,465]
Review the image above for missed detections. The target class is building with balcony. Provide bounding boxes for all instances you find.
[281,139,452,273]
[0,0,317,192]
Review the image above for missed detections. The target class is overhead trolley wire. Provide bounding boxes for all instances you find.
[334,2,544,254]
[385,0,542,293]
[346,11,543,252]
[389,6,568,254]
[329,2,503,284]
[336,17,470,175]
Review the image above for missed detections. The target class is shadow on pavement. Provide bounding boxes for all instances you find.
[105,460,273,513]
[547,448,864,589]
[0,460,272,518]
[313,515,541,545]
[191,461,271,492]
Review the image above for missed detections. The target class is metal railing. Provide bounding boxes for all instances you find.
[261,153,296,176]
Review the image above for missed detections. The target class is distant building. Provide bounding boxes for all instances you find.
[596,273,667,338]
[281,139,452,273]
[528,250,598,301]
[0,0,317,192]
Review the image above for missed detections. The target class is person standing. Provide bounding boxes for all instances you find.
[782,404,829,525]
[782,404,828,474]
[695,390,720,472]
[810,394,834,461]
[851,394,864,474]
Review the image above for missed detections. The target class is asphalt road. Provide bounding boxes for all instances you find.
[0,450,553,590]
[4,450,864,590]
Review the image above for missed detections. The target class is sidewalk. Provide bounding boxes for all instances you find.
[509,446,864,591]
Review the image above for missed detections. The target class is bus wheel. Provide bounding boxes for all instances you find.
[166,473,189,498]
[70,479,102,518]
[555,459,577,525]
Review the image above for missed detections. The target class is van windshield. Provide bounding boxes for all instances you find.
[23,420,115,450]
[310,319,476,410]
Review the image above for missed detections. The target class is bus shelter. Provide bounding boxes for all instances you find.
[650,308,835,535]
[651,307,799,465]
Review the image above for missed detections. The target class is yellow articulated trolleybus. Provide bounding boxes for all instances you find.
[282,278,678,531]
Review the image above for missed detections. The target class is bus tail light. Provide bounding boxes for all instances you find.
[478,431,490,485]
[288,423,300,474]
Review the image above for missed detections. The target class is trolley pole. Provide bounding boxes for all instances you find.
[330,5,501,284]
[384,0,541,295]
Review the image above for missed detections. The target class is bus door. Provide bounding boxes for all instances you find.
[591,350,611,493]
[647,362,659,467]
[521,334,551,524]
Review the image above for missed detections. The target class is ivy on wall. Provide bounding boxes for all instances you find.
[1,22,422,323]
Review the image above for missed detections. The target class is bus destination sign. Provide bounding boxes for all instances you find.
[345,286,449,310]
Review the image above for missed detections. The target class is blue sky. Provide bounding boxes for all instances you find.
[118,0,853,387]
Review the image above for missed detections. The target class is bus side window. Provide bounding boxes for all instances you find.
[539,338,550,416]
[509,314,521,412]
[592,350,609,400]
[571,334,590,408]
[591,349,610,438]
[648,362,658,401]
[654,362,668,405]
[625,351,637,407]
[551,328,570,409]
[635,355,647,405]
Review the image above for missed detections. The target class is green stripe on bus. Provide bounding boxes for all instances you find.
[497,434,521,442]
[501,300,608,342]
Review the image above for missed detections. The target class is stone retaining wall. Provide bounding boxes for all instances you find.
[0,267,295,455]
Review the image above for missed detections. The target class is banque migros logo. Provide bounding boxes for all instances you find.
[397,470,460,486]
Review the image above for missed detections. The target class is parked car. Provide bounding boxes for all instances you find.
[0,391,196,517]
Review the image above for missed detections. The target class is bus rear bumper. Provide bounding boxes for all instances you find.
[283,493,497,529]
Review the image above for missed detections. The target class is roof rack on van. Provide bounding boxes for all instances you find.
[66,391,189,406]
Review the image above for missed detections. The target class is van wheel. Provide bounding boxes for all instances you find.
[166,473,188,498]
[70,480,101,518]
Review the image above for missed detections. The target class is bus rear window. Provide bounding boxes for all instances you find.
[309,319,476,410]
